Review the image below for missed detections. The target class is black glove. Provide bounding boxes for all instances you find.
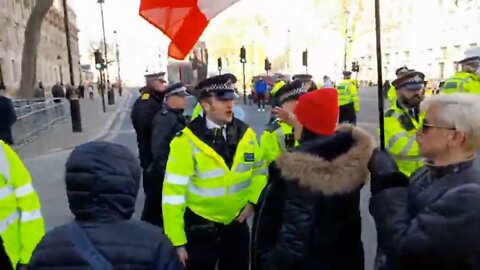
[368,148,399,175]
[368,149,409,195]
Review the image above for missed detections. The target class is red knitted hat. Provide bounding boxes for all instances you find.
[294,88,339,136]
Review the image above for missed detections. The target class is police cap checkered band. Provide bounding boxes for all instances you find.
[278,86,307,104]
[201,80,236,94]
[392,71,425,90]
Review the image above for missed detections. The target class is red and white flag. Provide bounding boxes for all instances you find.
[140,0,240,60]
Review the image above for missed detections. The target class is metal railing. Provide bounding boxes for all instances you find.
[12,98,70,146]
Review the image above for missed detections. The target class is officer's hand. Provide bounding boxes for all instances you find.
[176,246,188,266]
[236,203,255,223]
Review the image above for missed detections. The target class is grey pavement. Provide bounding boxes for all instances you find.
[25,87,383,269]
[17,91,133,159]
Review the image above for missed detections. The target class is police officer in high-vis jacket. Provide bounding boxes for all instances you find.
[0,140,45,270]
[143,83,189,227]
[260,80,306,164]
[442,47,480,95]
[336,71,360,124]
[162,74,267,270]
[383,70,425,177]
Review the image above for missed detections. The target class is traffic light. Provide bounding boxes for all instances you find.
[264,58,272,73]
[217,57,222,71]
[302,49,308,67]
[351,61,360,72]
[94,50,105,70]
[240,46,247,63]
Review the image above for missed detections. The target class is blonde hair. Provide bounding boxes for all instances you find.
[420,93,480,150]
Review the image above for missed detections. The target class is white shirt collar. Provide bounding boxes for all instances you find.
[205,117,225,129]
[205,117,227,139]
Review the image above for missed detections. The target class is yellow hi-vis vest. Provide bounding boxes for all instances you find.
[381,105,423,176]
[191,103,203,120]
[336,79,360,111]
[387,85,397,103]
[162,126,267,246]
[260,119,297,165]
[0,141,45,266]
[441,72,480,95]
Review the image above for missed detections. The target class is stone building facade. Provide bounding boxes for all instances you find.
[0,0,81,92]
[351,0,480,83]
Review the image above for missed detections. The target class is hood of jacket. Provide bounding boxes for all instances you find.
[65,141,141,222]
[275,125,375,195]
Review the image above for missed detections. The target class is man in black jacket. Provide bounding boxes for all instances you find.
[131,73,167,196]
[0,86,17,145]
[143,82,189,226]
[29,141,182,270]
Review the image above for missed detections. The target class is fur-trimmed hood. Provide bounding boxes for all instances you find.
[275,125,375,195]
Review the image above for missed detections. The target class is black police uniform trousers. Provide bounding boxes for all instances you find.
[339,102,357,125]
[184,209,250,270]
[141,169,164,227]
[0,237,13,270]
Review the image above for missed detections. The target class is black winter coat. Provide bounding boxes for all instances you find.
[370,156,480,270]
[131,87,164,170]
[0,96,17,145]
[29,141,181,270]
[253,125,375,270]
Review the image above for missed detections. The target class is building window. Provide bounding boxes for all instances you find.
[470,43,478,48]
[404,51,410,61]
[441,47,447,59]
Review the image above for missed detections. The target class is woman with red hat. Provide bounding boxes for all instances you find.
[252,88,375,270]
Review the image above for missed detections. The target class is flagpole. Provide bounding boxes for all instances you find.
[375,0,385,150]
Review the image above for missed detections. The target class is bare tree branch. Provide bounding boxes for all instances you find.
[18,0,55,98]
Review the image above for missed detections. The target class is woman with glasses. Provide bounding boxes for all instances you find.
[369,93,480,269]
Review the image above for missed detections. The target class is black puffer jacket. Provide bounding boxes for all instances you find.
[29,141,181,270]
[253,125,375,270]
[370,156,480,270]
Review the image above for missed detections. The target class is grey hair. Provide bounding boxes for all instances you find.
[420,93,480,150]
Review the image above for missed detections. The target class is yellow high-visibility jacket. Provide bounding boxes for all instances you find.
[336,79,360,111]
[0,141,45,266]
[387,85,397,103]
[270,81,285,97]
[442,72,480,95]
[162,120,267,246]
[260,119,297,165]
[381,103,423,176]
[191,103,203,120]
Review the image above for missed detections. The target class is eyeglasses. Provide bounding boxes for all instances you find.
[420,120,456,133]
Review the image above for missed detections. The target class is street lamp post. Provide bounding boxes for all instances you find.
[78,61,82,83]
[57,55,63,85]
[98,0,114,104]
[343,10,350,71]
[114,30,123,96]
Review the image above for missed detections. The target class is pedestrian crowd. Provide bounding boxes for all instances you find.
[1,47,480,270]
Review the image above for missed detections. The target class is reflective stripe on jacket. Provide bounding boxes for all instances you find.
[442,72,480,95]
[0,141,45,266]
[381,105,423,176]
[162,127,267,246]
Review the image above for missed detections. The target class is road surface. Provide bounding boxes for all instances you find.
[27,86,383,269]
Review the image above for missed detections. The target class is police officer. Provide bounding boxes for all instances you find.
[260,80,306,164]
[0,140,45,270]
[387,66,410,103]
[293,74,317,92]
[383,70,425,177]
[336,71,360,125]
[143,83,189,227]
[162,73,267,270]
[442,47,480,95]
[131,73,167,209]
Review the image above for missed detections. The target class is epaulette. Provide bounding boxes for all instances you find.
[141,93,150,100]
[175,130,183,137]
[161,108,169,115]
[265,121,281,132]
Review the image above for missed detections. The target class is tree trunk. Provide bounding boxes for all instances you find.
[17,0,54,98]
